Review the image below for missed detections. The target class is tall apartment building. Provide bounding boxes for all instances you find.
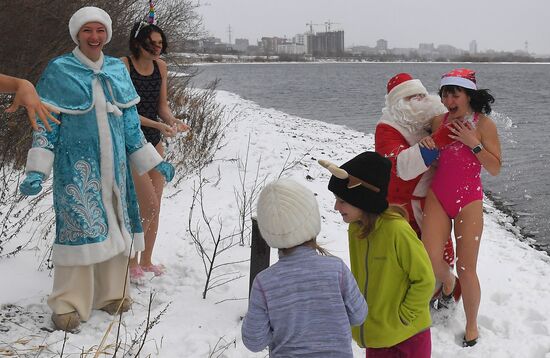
[376,39,388,52]
[306,30,344,57]
[469,40,478,55]
[234,38,249,52]
[261,37,283,55]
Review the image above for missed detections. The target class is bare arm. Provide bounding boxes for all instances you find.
[156,59,189,132]
[449,114,502,176]
[139,113,176,137]
[0,74,60,131]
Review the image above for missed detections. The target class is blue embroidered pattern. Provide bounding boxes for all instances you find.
[118,160,131,230]
[33,127,50,149]
[59,160,108,243]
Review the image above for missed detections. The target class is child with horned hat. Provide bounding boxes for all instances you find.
[321,151,435,357]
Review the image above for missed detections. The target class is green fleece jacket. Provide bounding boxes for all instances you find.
[348,210,435,348]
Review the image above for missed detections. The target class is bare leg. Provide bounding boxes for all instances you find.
[138,142,165,268]
[421,190,454,294]
[454,200,483,341]
[131,149,161,270]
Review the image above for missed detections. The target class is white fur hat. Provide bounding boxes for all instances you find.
[256,178,321,249]
[69,6,112,45]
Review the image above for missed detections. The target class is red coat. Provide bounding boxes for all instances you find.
[375,121,433,236]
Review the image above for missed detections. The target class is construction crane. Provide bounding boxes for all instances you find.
[306,21,322,34]
[324,20,341,32]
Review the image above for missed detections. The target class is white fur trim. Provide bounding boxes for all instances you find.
[130,143,163,176]
[69,7,112,45]
[104,80,141,109]
[132,233,145,253]
[115,96,140,108]
[411,199,424,230]
[73,47,103,71]
[440,76,477,90]
[378,116,429,146]
[52,237,126,266]
[40,101,94,115]
[413,167,434,197]
[26,147,54,178]
[386,79,427,107]
[396,143,430,181]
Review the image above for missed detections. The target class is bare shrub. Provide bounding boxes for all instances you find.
[234,136,268,246]
[165,78,235,184]
[0,0,203,168]
[188,172,247,299]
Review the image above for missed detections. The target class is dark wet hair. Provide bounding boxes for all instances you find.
[439,85,495,115]
[129,22,168,58]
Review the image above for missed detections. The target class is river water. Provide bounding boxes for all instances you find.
[191,62,550,252]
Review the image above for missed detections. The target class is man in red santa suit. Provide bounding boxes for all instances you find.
[375,73,456,284]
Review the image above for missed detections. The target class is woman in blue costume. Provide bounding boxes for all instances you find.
[19,6,174,332]
[120,8,189,282]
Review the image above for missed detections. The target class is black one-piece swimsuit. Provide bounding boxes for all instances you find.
[127,57,162,146]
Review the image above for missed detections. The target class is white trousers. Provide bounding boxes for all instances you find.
[47,253,130,321]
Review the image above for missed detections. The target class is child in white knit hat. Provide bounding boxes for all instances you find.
[241,178,367,357]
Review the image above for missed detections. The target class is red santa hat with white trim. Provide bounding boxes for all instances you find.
[440,68,477,90]
[385,73,428,108]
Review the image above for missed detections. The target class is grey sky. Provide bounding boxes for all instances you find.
[197,0,550,55]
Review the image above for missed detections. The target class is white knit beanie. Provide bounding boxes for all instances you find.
[69,7,112,45]
[256,178,321,249]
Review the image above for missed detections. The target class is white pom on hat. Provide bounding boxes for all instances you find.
[69,6,112,45]
[256,178,321,249]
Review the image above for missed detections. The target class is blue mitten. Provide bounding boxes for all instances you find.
[155,161,175,182]
[420,146,439,166]
[20,171,45,196]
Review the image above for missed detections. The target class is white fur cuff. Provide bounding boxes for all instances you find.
[396,143,429,180]
[26,147,54,178]
[129,143,163,175]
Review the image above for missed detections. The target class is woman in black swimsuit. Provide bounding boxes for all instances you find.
[121,22,189,283]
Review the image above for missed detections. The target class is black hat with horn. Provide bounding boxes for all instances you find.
[320,151,391,214]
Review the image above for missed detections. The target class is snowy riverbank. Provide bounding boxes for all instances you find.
[1,90,550,357]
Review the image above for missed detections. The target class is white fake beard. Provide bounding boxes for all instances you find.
[382,94,446,133]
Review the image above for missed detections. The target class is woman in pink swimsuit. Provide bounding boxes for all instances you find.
[419,68,502,347]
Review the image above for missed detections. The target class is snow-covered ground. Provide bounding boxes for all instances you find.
[1,90,550,357]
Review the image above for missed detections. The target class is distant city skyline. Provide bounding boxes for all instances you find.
[197,0,550,55]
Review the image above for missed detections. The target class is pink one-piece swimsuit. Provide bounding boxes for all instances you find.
[430,113,483,219]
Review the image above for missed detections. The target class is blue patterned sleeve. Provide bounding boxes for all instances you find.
[123,106,162,175]
[123,105,147,155]
[25,113,60,177]
[241,277,272,352]
[341,260,368,326]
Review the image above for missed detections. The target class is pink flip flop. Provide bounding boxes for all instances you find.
[129,265,145,284]
[141,264,166,276]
